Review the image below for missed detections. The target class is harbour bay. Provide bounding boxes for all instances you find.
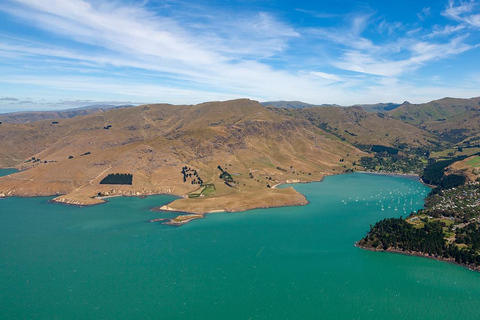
[1,170,480,319]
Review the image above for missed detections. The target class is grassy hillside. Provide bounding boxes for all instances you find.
[353,102,402,113]
[448,155,480,182]
[261,101,402,113]
[389,97,480,143]
[261,101,338,109]
[270,106,440,151]
[0,99,363,213]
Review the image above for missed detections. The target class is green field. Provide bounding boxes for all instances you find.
[187,183,216,198]
[431,147,480,159]
[466,156,480,168]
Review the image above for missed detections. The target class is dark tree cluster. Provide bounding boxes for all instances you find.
[456,224,480,251]
[360,218,480,267]
[439,128,470,143]
[344,130,357,136]
[181,166,203,185]
[361,218,445,253]
[370,145,399,155]
[217,165,234,182]
[421,156,468,194]
[25,157,42,163]
[360,153,426,174]
[99,173,133,185]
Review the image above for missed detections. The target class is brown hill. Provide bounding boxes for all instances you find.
[261,101,402,113]
[270,106,439,152]
[0,99,363,214]
[448,155,480,182]
[389,97,480,143]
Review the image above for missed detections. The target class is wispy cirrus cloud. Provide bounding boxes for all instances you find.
[417,7,431,21]
[443,0,480,26]
[0,0,364,106]
[426,24,466,37]
[306,12,378,52]
[0,0,479,109]
[311,10,473,77]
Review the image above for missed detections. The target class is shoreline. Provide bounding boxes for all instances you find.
[154,199,310,226]
[271,174,330,189]
[50,190,185,206]
[0,170,427,227]
[355,170,420,178]
[356,170,436,188]
[355,243,480,273]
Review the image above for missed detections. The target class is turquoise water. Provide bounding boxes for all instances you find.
[0,168,17,176]
[1,171,480,319]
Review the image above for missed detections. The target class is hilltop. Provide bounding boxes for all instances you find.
[0,99,361,219]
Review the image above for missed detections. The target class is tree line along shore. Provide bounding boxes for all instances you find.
[358,154,480,271]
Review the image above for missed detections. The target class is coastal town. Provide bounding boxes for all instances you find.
[359,154,480,270]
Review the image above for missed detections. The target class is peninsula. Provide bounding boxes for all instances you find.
[1,96,480,230]
[0,99,361,220]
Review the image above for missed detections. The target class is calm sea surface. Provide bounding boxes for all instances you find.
[1,169,479,319]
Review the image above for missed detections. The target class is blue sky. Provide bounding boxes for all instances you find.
[1,0,480,112]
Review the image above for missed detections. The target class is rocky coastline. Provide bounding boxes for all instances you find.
[356,243,480,273]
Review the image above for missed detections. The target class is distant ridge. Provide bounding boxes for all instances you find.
[261,100,401,113]
[261,101,339,109]
[352,102,402,113]
[0,104,134,124]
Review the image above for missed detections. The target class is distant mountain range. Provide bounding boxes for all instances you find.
[0,104,134,124]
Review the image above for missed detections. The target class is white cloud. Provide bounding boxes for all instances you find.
[310,71,343,82]
[417,7,431,21]
[334,35,472,77]
[378,19,403,35]
[0,1,307,96]
[443,0,480,27]
[426,24,466,37]
[0,0,478,108]
[307,13,377,51]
